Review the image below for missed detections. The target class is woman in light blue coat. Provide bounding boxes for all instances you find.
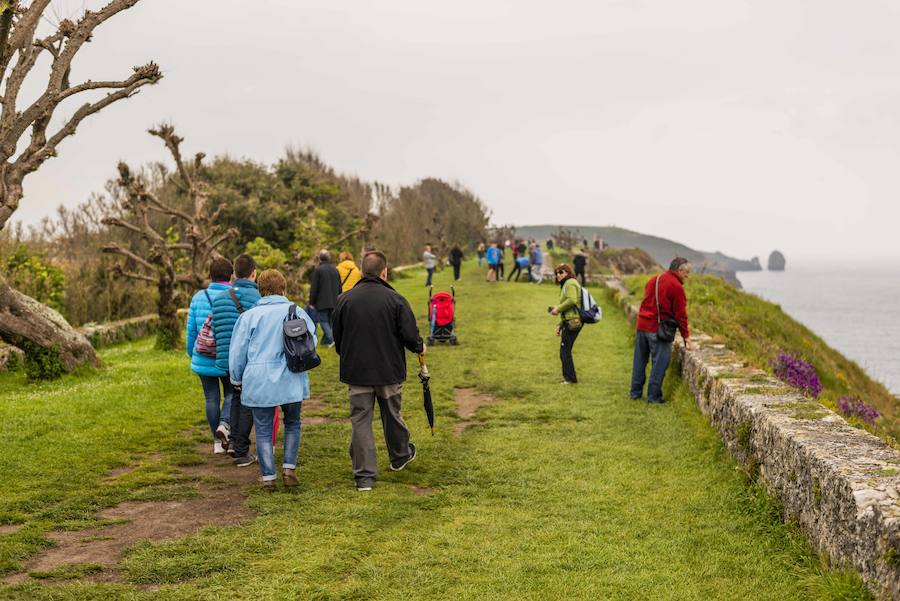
[229,269,316,491]
[186,257,234,453]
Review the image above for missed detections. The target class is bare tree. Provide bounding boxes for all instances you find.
[103,124,238,349]
[0,0,160,371]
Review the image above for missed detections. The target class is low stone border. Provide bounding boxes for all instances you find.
[605,277,900,600]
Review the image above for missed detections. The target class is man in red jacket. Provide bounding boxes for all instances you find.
[630,257,694,403]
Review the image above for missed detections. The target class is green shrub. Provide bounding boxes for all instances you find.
[4,244,65,313]
[20,341,64,381]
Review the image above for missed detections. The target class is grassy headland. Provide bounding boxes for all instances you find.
[0,262,872,600]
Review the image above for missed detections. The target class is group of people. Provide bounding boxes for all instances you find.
[186,250,424,492]
[186,243,694,491]
[476,240,546,283]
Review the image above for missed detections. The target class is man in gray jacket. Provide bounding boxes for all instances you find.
[422,244,437,286]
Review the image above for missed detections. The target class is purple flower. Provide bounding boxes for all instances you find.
[837,396,879,426]
[771,351,823,398]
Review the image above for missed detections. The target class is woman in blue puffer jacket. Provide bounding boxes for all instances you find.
[186,257,234,454]
[229,269,316,492]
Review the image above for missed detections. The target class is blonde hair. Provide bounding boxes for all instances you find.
[257,269,287,297]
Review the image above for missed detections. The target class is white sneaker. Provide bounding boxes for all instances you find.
[213,442,225,454]
[357,486,373,492]
[215,424,230,450]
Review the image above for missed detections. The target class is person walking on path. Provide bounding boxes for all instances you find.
[530,243,544,284]
[422,244,438,286]
[308,249,341,348]
[229,269,316,491]
[337,251,362,292]
[332,251,424,492]
[211,254,261,466]
[573,249,587,286]
[186,257,234,454]
[485,243,501,282]
[449,243,464,281]
[550,263,583,384]
[630,257,694,403]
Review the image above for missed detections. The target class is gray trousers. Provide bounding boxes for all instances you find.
[349,383,412,486]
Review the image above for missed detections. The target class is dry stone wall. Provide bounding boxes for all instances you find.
[605,276,900,600]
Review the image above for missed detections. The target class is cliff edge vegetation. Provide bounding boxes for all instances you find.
[623,274,899,444]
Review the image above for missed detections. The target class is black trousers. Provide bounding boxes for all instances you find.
[452,263,461,280]
[497,262,505,278]
[508,264,523,281]
[575,269,586,286]
[560,325,582,383]
[229,387,254,457]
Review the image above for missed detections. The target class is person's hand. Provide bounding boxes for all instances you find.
[550,306,560,315]
[555,326,561,337]
[685,339,698,351]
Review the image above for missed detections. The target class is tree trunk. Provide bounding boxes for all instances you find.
[0,272,99,371]
[155,273,180,350]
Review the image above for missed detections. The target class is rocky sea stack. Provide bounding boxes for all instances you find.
[768,250,786,271]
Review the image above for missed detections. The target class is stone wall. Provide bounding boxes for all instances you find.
[605,277,900,600]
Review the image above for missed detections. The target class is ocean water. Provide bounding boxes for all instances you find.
[737,262,900,395]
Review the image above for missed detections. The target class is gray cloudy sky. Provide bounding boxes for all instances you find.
[12,0,900,260]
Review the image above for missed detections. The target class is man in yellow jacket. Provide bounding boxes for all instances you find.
[337,251,362,292]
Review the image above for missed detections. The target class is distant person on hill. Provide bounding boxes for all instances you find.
[308,250,341,348]
[573,249,587,286]
[630,257,694,404]
[477,242,486,266]
[546,238,554,251]
[422,244,438,286]
[550,263,583,384]
[186,257,234,454]
[337,251,362,292]
[508,254,530,281]
[530,243,544,284]
[486,242,501,281]
[449,243,464,281]
[332,251,424,492]
[211,254,261,467]
[229,269,315,491]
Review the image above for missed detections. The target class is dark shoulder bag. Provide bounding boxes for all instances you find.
[655,274,679,343]
[283,304,321,373]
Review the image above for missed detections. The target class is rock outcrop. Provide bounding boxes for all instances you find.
[768,250,786,271]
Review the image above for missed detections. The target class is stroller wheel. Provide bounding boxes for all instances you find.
[449,336,458,346]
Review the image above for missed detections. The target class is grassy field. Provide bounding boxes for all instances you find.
[0,262,872,600]
[622,274,899,444]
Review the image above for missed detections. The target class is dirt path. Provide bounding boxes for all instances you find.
[453,388,503,436]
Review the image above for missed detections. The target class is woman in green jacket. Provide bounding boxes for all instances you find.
[550,263,582,384]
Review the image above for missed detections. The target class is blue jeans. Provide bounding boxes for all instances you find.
[311,308,334,345]
[199,376,233,441]
[251,403,302,481]
[630,330,673,401]
[426,268,435,286]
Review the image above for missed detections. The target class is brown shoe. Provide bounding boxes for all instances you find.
[261,480,276,493]
[283,468,299,488]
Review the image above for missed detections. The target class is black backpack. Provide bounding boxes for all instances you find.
[283,304,321,373]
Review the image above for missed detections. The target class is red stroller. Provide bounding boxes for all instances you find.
[427,286,458,345]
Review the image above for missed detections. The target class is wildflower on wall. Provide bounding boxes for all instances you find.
[772,351,823,398]
[837,396,879,426]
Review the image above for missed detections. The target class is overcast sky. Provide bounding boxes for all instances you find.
[10,0,900,261]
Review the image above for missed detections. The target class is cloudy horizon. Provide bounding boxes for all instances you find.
[8,0,900,262]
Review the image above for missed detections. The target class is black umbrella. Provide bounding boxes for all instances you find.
[418,354,435,436]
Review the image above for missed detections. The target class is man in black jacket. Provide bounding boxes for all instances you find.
[332,251,425,491]
[308,250,342,347]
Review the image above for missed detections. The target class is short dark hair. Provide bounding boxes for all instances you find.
[669,257,691,272]
[234,254,256,279]
[362,250,387,277]
[209,256,233,282]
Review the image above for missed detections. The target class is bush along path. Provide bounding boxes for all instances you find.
[0,261,872,600]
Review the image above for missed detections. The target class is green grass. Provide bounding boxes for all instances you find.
[0,261,872,600]
[623,274,899,443]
